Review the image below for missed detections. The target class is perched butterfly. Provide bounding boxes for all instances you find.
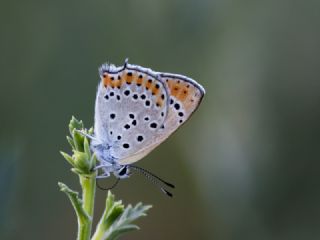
[85,59,205,196]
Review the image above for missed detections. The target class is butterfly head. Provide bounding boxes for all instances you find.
[114,165,131,179]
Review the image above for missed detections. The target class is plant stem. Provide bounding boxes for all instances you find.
[78,173,96,240]
[91,226,104,240]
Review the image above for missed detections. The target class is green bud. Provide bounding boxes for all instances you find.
[69,116,84,136]
[73,151,91,173]
[62,117,97,176]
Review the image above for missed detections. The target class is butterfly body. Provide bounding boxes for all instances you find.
[91,59,205,179]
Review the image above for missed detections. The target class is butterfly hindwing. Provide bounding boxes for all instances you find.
[117,72,205,165]
[158,73,205,134]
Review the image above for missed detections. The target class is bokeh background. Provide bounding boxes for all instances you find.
[1,0,320,239]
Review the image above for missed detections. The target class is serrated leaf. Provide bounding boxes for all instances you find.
[106,224,140,240]
[101,202,151,240]
[58,182,89,223]
[105,202,124,228]
[91,192,151,240]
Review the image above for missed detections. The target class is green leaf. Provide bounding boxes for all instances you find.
[58,182,90,223]
[88,154,97,171]
[107,224,139,240]
[88,127,94,135]
[67,136,75,149]
[83,137,91,157]
[71,167,86,175]
[92,192,151,240]
[73,129,85,152]
[60,151,75,166]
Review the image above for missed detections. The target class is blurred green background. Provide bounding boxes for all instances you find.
[1,0,320,239]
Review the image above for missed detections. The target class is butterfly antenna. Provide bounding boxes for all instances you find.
[128,165,175,197]
[96,177,120,191]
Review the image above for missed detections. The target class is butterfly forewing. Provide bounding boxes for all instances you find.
[94,64,169,162]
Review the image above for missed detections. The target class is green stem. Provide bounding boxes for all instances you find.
[91,225,104,240]
[78,173,96,240]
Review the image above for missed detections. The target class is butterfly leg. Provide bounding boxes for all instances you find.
[96,165,113,179]
[95,162,112,170]
[96,172,111,179]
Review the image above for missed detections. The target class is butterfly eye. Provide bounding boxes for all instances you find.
[118,166,128,176]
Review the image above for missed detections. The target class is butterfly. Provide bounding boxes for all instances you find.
[86,59,205,196]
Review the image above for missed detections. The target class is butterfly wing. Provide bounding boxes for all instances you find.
[118,72,205,165]
[157,72,205,135]
[94,62,170,163]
